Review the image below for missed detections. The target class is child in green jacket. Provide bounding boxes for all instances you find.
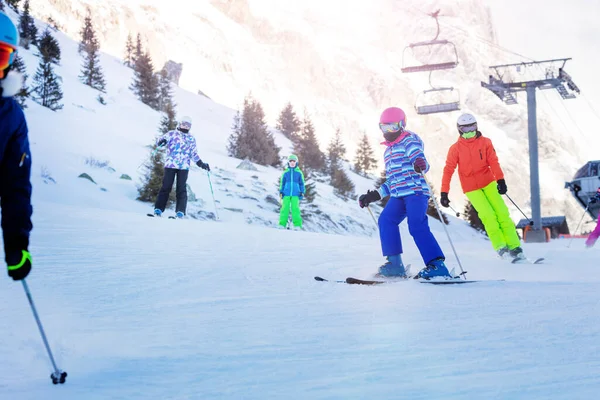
[279,154,305,229]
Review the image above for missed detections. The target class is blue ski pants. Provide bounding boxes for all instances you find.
[378,195,444,265]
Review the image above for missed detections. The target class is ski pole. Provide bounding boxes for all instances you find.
[137,143,165,171]
[422,175,467,280]
[21,280,67,384]
[449,204,460,218]
[505,194,534,226]
[207,171,219,220]
[567,204,590,248]
[366,205,378,229]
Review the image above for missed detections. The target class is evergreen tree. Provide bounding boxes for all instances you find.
[11,53,28,108]
[38,28,61,64]
[227,94,281,167]
[124,33,135,67]
[130,51,159,109]
[137,143,175,206]
[18,0,37,49]
[354,131,378,175]
[426,183,448,225]
[134,33,143,62]
[276,102,301,141]
[31,58,63,111]
[157,66,174,112]
[0,1,4,12]
[331,167,355,200]
[294,111,325,173]
[78,8,94,54]
[463,200,486,234]
[158,101,177,135]
[5,0,19,12]
[327,128,346,175]
[79,33,106,92]
[302,168,317,203]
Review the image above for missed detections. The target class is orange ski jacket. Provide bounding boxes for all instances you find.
[441,132,505,194]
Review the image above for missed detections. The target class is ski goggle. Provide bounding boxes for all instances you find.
[179,121,192,130]
[458,123,477,134]
[0,43,16,71]
[379,122,404,134]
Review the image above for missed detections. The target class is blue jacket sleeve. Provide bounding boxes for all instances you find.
[299,170,305,194]
[406,134,430,174]
[0,100,33,253]
[279,170,288,194]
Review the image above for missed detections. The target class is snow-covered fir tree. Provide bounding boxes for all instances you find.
[31,57,63,111]
[134,33,143,63]
[18,0,37,49]
[158,101,177,135]
[79,23,106,92]
[157,66,175,112]
[38,27,61,64]
[78,8,94,54]
[227,94,281,167]
[354,131,377,176]
[276,102,301,142]
[137,143,175,206]
[294,111,325,173]
[130,50,159,109]
[5,0,19,13]
[124,33,134,67]
[11,53,28,108]
[327,128,346,175]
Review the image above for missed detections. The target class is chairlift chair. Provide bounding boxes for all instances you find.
[415,87,461,115]
[401,10,459,74]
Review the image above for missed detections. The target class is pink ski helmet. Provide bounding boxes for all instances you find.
[379,107,407,127]
[379,107,406,142]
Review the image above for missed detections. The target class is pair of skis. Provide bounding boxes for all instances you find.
[147,213,180,220]
[314,276,485,285]
[314,256,545,285]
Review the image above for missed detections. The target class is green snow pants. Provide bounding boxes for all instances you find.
[465,181,521,251]
[279,196,302,228]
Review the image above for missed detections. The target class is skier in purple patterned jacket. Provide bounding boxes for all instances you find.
[358,107,451,280]
[153,116,210,218]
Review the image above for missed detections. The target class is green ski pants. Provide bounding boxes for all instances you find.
[279,196,302,228]
[465,181,521,251]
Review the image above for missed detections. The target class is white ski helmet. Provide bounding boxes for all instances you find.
[456,113,477,134]
[178,116,192,131]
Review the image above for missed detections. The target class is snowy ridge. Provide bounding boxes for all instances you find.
[27,0,600,231]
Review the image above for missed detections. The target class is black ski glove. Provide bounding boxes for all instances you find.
[440,192,450,208]
[196,160,210,171]
[5,236,31,281]
[358,190,381,208]
[497,179,507,195]
[157,139,167,147]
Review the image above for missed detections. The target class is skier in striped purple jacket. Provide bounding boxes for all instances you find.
[358,107,451,280]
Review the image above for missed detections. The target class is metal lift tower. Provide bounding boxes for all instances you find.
[481,58,580,242]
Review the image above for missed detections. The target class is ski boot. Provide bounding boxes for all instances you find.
[154,209,163,217]
[509,246,525,261]
[415,258,452,280]
[497,246,510,259]
[176,211,185,219]
[376,254,407,278]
